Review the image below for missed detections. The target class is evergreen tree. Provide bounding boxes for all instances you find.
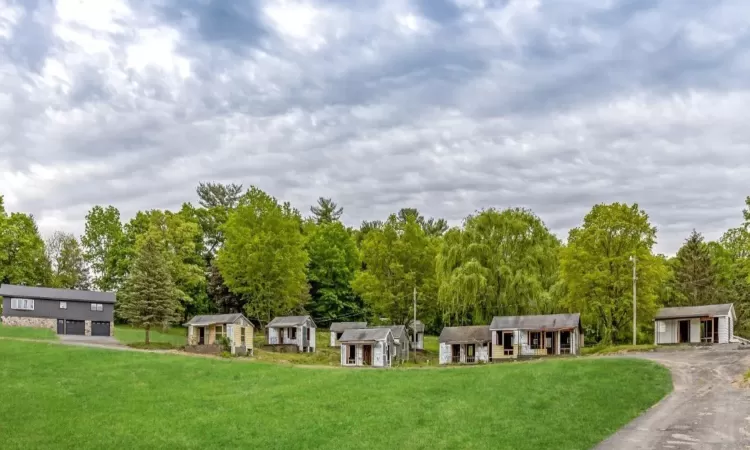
[672,230,717,306]
[118,234,181,344]
[310,197,343,224]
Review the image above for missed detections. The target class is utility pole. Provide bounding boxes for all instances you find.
[631,255,637,346]
[413,286,417,363]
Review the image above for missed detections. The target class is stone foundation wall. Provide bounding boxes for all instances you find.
[1,316,57,331]
[85,320,92,336]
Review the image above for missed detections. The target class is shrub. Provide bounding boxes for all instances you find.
[216,336,231,353]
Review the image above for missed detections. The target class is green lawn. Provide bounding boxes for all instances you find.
[0,340,671,449]
[582,344,657,356]
[114,324,187,346]
[0,324,58,340]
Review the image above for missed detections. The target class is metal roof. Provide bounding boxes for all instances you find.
[373,325,407,340]
[267,316,315,328]
[339,328,392,342]
[655,304,734,320]
[490,313,581,331]
[184,314,251,327]
[0,284,116,304]
[330,322,367,333]
[439,326,491,343]
[409,319,425,333]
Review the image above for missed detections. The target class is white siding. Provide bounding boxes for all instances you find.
[267,327,280,344]
[476,344,489,362]
[309,326,316,351]
[439,343,451,365]
[373,341,385,367]
[330,332,336,347]
[690,319,700,344]
[718,316,729,344]
[655,319,678,345]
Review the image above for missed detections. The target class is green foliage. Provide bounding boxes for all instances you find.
[216,336,231,353]
[561,203,667,344]
[192,182,243,259]
[310,197,343,224]
[436,208,561,326]
[118,233,182,344]
[0,340,672,450]
[46,232,89,289]
[305,221,362,323]
[217,187,309,325]
[114,325,186,346]
[0,202,51,286]
[352,212,437,327]
[670,230,719,306]
[81,206,125,291]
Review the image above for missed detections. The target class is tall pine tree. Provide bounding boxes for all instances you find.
[118,234,181,344]
[672,230,718,306]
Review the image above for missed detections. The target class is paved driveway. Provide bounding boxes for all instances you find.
[597,345,750,449]
[59,334,123,347]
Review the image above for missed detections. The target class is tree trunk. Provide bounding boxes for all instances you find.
[145,325,151,345]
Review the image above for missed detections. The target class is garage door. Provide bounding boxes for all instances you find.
[91,321,110,337]
[65,320,85,335]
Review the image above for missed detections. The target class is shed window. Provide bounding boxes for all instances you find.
[10,298,34,311]
[59,301,67,310]
[289,328,297,339]
[216,325,225,339]
[529,332,542,350]
[240,327,246,345]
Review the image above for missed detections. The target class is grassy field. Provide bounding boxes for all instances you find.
[0,340,671,449]
[582,344,658,356]
[0,324,58,340]
[114,324,187,347]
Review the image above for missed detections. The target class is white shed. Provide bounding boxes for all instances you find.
[329,322,367,347]
[439,326,491,365]
[654,304,737,345]
[266,316,316,352]
[339,328,394,368]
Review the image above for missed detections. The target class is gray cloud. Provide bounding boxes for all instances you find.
[2,0,750,254]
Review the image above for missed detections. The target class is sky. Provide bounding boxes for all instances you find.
[1,0,750,255]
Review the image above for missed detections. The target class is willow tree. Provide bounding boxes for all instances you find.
[436,208,561,326]
[560,203,666,344]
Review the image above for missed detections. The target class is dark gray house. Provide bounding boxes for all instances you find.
[0,284,116,336]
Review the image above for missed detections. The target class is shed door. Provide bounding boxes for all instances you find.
[91,321,110,336]
[65,320,85,335]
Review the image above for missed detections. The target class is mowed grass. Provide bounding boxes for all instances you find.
[0,324,58,340]
[0,340,671,450]
[114,324,187,346]
[582,344,658,356]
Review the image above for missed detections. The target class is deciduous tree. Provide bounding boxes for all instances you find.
[46,231,89,289]
[81,206,125,291]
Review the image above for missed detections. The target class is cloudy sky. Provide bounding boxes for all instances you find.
[1,0,749,254]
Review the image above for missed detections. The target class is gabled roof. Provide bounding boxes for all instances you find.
[267,316,316,328]
[490,313,581,331]
[339,328,392,342]
[184,314,252,327]
[330,322,367,333]
[0,284,116,304]
[439,326,491,343]
[655,304,735,320]
[373,325,407,340]
[409,320,425,333]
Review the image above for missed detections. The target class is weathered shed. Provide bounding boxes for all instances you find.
[409,319,425,350]
[339,328,394,368]
[267,315,316,352]
[654,303,736,345]
[439,326,491,364]
[185,313,254,356]
[374,325,410,361]
[489,313,583,359]
[329,322,367,347]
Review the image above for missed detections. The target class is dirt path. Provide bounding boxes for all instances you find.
[596,346,750,449]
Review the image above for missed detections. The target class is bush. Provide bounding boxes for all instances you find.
[220,351,232,358]
[216,336,231,353]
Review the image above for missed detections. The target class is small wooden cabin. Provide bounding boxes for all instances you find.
[267,315,316,352]
[374,325,410,361]
[185,313,254,356]
[339,328,394,368]
[329,322,367,347]
[439,326,491,365]
[654,304,737,345]
[409,319,425,350]
[490,313,583,360]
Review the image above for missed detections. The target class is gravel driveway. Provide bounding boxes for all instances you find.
[596,345,750,449]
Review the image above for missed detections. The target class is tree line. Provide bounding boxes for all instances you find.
[1,184,748,344]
